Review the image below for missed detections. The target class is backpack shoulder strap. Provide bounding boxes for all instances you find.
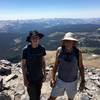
[73,47,80,67]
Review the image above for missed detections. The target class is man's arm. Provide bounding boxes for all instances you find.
[78,51,85,82]
[42,56,46,81]
[52,51,59,80]
[50,49,60,87]
[21,59,29,87]
[78,51,85,91]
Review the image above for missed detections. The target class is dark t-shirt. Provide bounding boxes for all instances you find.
[22,44,46,84]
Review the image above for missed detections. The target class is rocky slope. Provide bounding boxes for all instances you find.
[0,59,100,100]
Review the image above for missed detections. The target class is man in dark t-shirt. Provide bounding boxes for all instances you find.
[22,30,46,100]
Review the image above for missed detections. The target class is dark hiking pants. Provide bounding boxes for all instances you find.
[27,82,42,100]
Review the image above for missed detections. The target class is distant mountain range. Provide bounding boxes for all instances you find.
[0,18,100,62]
[0,18,100,34]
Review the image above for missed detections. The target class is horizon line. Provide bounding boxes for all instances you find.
[0,17,100,21]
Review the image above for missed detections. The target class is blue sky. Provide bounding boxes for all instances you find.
[0,0,100,20]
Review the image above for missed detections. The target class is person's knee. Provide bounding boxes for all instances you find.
[48,96,56,100]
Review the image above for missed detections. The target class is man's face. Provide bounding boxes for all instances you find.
[31,35,40,46]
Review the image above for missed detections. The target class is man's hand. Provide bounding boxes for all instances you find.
[50,79,56,88]
[79,81,85,92]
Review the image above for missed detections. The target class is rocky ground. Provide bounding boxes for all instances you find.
[0,54,100,100]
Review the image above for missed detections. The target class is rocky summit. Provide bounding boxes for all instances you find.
[0,59,100,100]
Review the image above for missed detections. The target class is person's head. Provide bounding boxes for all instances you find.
[26,30,44,47]
[61,32,78,50]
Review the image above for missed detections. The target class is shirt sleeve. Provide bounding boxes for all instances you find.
[57,47,62,53]
[22,49,27,59]
[42,47,46,56]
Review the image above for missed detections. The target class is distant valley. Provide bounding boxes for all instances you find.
[0,18,100,62]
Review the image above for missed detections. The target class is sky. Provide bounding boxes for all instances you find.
[0,0,100,20]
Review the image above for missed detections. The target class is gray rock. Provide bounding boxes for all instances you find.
[80,94,90,100]
[14,93,22,100]
[5,74,18,82]
[0,93,11,100]
[0,60,11,66]
[1,59,100,100]
[15,84,25,95]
